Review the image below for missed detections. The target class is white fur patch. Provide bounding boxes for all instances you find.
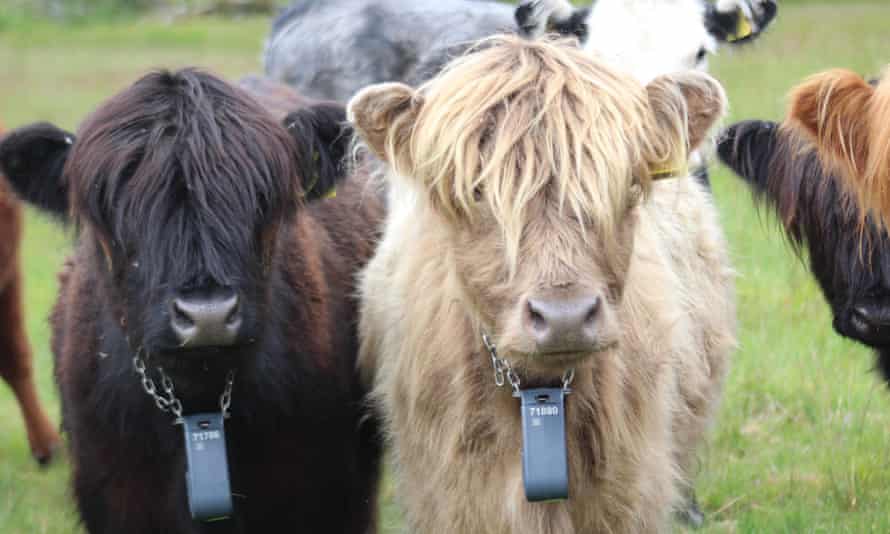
[584,0,717,84]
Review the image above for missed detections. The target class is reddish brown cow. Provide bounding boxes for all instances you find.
[0,123,60,465]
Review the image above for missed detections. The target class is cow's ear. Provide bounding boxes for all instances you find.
[515,0,590,43]
[716,120,778,191]
[705,0,777,44]
[347,82,422,176]
[283,102,352,202]
[644,71,726,178]
[788,69,872,182]
[0,122,73,218]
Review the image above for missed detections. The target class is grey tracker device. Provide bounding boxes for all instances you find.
[518,388,570,502]
[181,412,234,522]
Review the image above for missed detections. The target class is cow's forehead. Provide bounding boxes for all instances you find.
[584,0,716,84]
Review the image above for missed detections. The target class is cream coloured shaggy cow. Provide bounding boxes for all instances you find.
[351,35,736,533]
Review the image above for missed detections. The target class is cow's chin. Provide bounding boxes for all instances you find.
[146,342,257,372]
[836,310,890,348]
[503,341,618,377]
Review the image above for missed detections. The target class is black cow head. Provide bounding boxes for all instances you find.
[718,120,890,382]
[0,69,351,368]
[703,0,778,44]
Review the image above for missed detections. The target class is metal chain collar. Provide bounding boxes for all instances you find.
[133,355,235,423]
[481,333,575,395]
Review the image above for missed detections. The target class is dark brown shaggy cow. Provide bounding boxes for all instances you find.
[717,119,890,384]
[0,69,383,533]
[0,123,60,465]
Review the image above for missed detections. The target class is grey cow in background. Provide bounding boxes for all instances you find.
[264,0,778,103]
[264,0,514,102]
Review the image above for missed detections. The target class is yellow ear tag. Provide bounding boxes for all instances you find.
[728,8,754,42]
[303,150,337,199]
[650,167,685,180]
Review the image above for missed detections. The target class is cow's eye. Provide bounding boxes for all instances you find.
[628,182,643,206]
[695,47,708,63]
[473,186,483,202]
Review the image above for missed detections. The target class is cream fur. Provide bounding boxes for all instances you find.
[354,36,735,533]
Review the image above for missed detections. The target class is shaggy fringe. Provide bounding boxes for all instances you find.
[65,68,302,292]
[788,67,890,229]
[380,35,689,274]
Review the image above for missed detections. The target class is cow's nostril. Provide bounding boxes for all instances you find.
[525,293,604,354]
[584,297,601,325]
[527,301,547,332]
[172,301,195,328]
[169,290,241,348]
[226,299,242,327]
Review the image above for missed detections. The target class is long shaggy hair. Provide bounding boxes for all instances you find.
[353,35,735,533]
[0,69,384,532]
[718,119,890,382]
[377,35,687,271]
[719,120,863,249]
[67,69,301,293]
[787,68,890,228]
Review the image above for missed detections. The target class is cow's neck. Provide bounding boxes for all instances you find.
[95,322,238,416]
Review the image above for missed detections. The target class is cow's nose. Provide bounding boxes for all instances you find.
[171,290,242,348]
[525,294,601,354]
[853,305,890,330]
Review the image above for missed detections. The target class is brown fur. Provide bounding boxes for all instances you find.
[1,71,383,532]
[51,175,385,533]
[353,36,735,533]
[238,74,315,121]
[788,68,890,227]
[0,125,60,465]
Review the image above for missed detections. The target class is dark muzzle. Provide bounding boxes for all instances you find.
[171,289,242,348]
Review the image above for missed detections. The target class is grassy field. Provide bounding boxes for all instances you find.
[1,3,889,533]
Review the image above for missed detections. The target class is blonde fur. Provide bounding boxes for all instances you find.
[352,36,735,533]
[353,36,698,274]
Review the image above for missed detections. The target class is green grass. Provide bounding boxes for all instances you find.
[702,5,890,532]
[1,3,889,533]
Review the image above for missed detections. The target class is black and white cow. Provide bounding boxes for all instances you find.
[264,0,777,102]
